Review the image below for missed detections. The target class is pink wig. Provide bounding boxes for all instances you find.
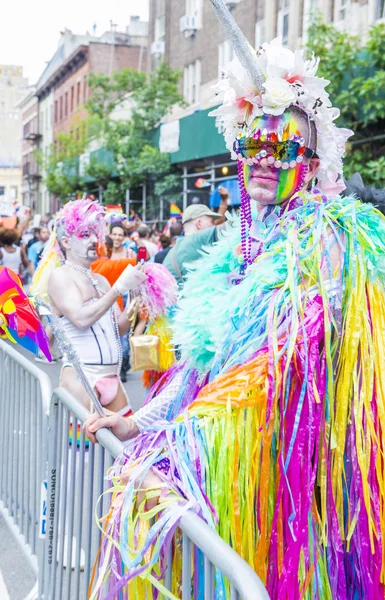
[56,199,106,240]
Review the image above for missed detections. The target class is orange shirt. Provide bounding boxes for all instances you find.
[91,256,137,311]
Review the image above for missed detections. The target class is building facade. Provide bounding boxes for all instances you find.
[148,0,385,208]
[28,22,148,214]
[0,65,29,205]
[18,89,40,210]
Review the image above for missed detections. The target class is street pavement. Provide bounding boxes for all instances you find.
[0,345,146,599]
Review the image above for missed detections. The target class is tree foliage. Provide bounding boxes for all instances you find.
[45,62,185,206]
[44,129,87,200]
[306,17,385,187]
[86,61,185,210]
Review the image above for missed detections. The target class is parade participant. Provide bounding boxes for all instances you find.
[27,226,50,275]
[91,221,138,382]
[32,199,146,414]
[0,229,28,276]
[109,222,137,261]
[84,9,385,600]
[163,189,229,283]
[137,224,158,258]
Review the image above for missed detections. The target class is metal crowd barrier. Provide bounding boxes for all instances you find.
[0,340,52,595]
[43,387,269,600]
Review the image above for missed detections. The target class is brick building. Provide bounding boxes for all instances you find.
[50,42,146,138]
[148,0,385,208]
[20,21,148,215]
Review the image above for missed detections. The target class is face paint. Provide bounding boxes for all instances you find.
[236,112,311,205]
[69,230,98,262]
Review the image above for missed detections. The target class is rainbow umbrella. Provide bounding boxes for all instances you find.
[0,267,51,360]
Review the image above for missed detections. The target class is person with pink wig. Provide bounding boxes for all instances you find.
[36,199,146,416]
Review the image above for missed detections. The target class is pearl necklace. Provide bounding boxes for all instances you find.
[65,260,123,373]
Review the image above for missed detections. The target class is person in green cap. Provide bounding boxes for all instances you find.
[163,187,229,283]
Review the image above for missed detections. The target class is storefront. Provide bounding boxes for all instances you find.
[155,106,240,209]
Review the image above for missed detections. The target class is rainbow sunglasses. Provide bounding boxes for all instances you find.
[234,126,316,170]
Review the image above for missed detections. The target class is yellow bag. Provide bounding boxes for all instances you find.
[129,334,160,372]
[126,298,160,372]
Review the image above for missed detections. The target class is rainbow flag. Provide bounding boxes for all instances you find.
[106,204,123,214]
[129,209,139,222]
[170,203,183,219]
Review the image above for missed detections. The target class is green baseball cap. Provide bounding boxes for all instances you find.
[182,204,222,224]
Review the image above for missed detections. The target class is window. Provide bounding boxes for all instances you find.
[277,0,290,46]
[156,0,165,13]
[40,111,44,133]
[339,0,350,20]
[77,81,81,105]
[54,100,58,123]
[50,105,53,127]
[255,19,265,48]
[64,92,68,117]
[376,0,384,19]
[0,187,5,196]
[302,0,318,42]
[10,186,17,200]
[155,15,166,40]
[218,41,234,78]
[83,76,88,102]
[59,96,63,120]
[183,59,201,105]
[183,0,203,28]
[71,86,74,112]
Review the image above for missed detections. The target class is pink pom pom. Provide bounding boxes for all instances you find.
[137,263,178,321]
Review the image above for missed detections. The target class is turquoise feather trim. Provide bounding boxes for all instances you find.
[173,193,385,376]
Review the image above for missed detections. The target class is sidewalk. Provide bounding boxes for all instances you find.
[0,569,9,600]
[0,515,35,600]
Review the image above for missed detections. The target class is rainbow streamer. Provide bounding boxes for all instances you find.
[91,193,385,599]
[0,266,51,360]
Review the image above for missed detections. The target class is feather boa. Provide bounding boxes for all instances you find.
[91,193,385,599]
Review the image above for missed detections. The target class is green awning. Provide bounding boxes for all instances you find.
[154,106,229,164]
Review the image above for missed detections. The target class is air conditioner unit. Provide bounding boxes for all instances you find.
[151,41,165,56]
[180,14,198,37]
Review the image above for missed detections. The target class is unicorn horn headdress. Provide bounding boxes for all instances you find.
[208,0,353,196]
[208,0,265,92]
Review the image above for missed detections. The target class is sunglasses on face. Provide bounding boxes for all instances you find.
[234,137,317,164]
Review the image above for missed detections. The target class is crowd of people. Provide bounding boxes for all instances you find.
[0,213,51,284]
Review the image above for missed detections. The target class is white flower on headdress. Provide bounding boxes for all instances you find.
[264,42,295,79]
[210,56,263,139]
[210,38,354,193]
[262,78,296,115]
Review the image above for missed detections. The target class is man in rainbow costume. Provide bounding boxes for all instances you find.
[84,4,385,598]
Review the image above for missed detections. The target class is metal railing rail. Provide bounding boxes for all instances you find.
[44,387,269,600]
[0,340,52,593]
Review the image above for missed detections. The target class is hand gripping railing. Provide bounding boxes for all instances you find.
[0,340,52,594]
[44,387,270,600]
